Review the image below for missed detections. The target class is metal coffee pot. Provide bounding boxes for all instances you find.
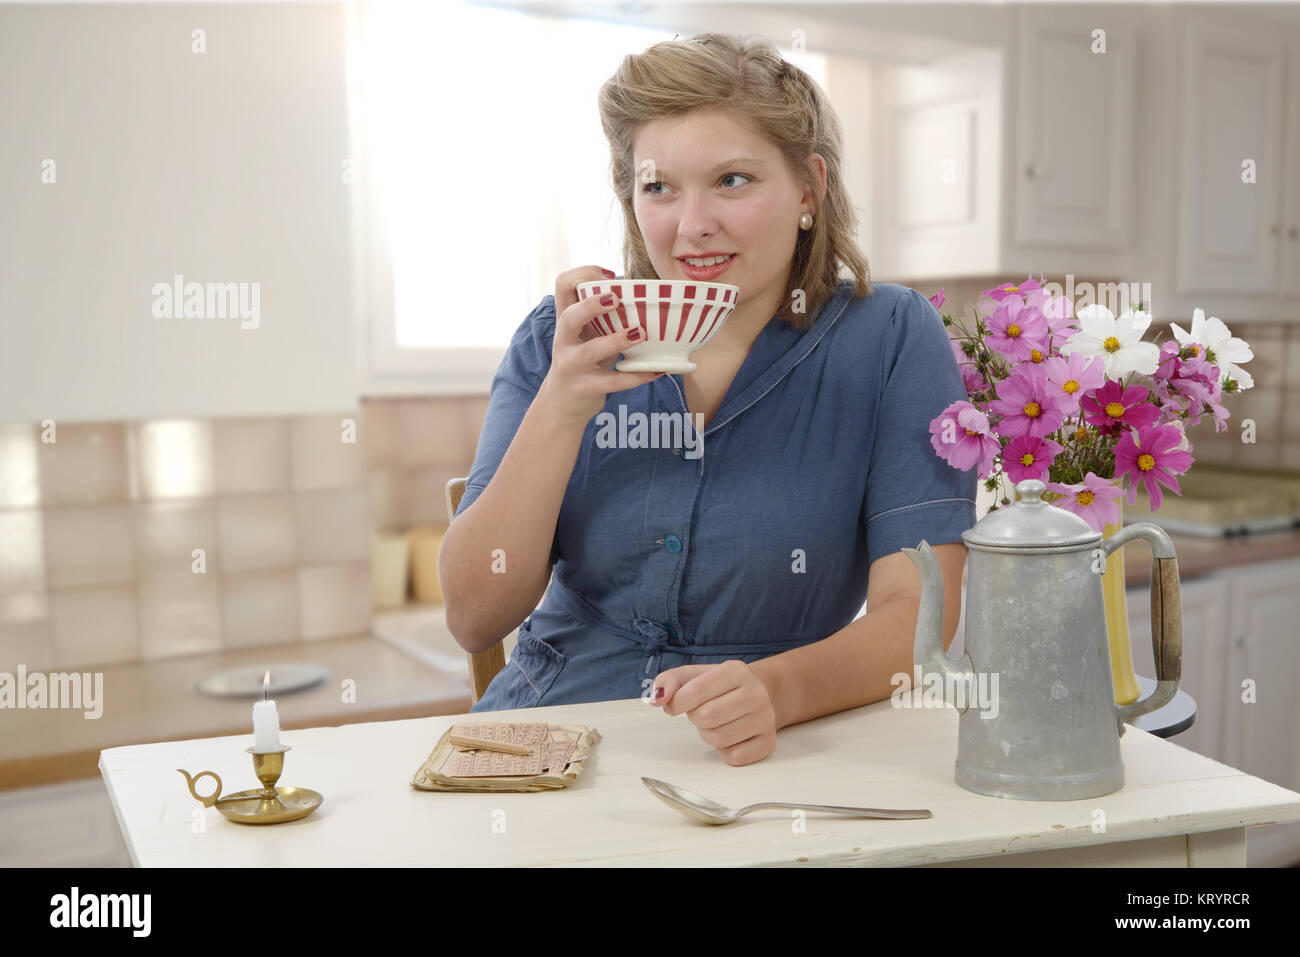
[902,478,1183,801]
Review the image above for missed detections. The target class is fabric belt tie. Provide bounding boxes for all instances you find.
[632,618,674,655]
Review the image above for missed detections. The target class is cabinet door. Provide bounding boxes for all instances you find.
[1012,5,1136,248]
[1221,559,1300,792]
[1282,41,1300,299]
[0,777,132,866]
[1125,572,1227,762]
[1177,16,1287,294]
[872,47,1003,279]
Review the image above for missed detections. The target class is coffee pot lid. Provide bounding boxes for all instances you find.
[962,479,1101,548]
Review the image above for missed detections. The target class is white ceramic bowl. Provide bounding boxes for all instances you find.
[575,279,740,373]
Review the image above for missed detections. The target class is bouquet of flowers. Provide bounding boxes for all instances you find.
[927,277,1255,530]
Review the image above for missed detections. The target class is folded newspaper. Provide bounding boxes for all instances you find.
[411,721,601,792]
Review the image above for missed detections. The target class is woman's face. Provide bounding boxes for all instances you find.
[631,109,819,314]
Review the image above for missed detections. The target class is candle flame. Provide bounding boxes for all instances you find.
[262,669,270,701]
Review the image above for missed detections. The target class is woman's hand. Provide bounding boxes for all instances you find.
[536,265,664,427]
[650,661,778,766]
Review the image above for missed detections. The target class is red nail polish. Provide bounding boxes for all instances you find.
[601,268,616,278]
[653,686,664,701]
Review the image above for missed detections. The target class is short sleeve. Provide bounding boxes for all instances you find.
[863,287,977,567]
[454,296,562,566]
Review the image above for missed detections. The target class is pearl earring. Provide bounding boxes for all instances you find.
[798,212,814,230]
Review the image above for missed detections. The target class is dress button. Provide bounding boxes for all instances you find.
[665,534,682,554]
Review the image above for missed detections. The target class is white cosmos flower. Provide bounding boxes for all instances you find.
[1061,303,1160,379]
[1170,308,1254,391]
[1170,419,1190,452]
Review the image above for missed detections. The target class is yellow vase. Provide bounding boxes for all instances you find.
[1101,501,1142,706]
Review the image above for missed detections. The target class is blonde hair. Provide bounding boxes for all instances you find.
[597,33,870,331]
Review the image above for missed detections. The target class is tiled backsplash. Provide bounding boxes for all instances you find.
[0,400,489,674]
[362,397,488,531]
[0,416,378,672]
[914,279,1300,472]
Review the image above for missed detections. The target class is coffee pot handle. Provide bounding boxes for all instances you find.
[1099,522,1183,722]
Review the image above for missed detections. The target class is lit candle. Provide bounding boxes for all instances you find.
[252,670,280,752]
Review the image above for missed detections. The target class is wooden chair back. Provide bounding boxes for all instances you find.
[443,477,507,704]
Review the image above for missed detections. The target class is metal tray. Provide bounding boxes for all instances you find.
[193,663,330,699]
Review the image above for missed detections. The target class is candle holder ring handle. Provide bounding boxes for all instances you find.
[177,768,226,808]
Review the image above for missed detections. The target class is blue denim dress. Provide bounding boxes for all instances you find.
[458,280,977,711]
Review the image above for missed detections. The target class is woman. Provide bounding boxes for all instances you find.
[438,33,973,766]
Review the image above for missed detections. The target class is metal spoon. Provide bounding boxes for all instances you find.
[641,777,932,826]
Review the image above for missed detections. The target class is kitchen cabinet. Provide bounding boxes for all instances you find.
[1124,571,1228,764]
[1283,40,1300,299]
[870,47,1003,279]
[0,3,359,424]
[864,4,1300,319]
[1176,17,1291,296]
[1011,4,1137,251]
[1221,556,1300,867]
[0,778,131,867]
[1126,555,1300,867]
[870,4,1142,281]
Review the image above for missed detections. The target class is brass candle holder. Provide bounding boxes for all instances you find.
[177,745,323,825]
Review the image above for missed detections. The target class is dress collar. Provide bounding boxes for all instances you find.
[698,279,858,433]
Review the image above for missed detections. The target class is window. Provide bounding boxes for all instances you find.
[350,1,826,392]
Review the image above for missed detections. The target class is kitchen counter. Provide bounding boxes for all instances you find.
[1124,527,1300,586]
[1,635,471,791]
[100,692,1300,867]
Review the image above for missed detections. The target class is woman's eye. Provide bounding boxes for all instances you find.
[640,173,752,195]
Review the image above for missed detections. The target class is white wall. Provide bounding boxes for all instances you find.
[0,2,358,424]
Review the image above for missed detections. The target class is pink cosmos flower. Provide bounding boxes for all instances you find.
[1156,341,1220,398]
[986,298,1050,362]
[987,364,1065,438]
[1042,352,1105,414]
[1046,471,1123,531]
[929,289,946,310]
[929,400,999,477]
[1002,435,1063,484]
[981,275,1043,302]
[1114,422,1195,510]
[1079,379,1160,435]
[1170,353,1225,429]
[1208,396,1231,432]
[1153,340,1182,381]
[1154,342,1197,421]
[1028,289,1078,341]
[950,336,988,395]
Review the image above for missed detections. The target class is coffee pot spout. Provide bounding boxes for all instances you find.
[901,539,974,705]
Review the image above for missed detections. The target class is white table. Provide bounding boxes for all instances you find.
[100,694,1300,867]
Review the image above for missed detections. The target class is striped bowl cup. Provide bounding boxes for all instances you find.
[575,279,740,373]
